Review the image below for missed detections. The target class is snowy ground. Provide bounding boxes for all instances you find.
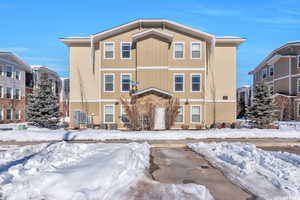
[0,124,300,142]
[0,142,213,200]
[189,142,300,200]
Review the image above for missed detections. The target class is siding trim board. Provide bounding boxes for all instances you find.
[70,99,236,103]
[99,67,206,71]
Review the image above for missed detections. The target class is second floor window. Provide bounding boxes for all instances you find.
[0,86,2,98]
[298,79,300,93]
[174,43,184,59]
[15,71,21,80]
[15,89,20,100]
[269,66,274,76]
[174,74,184,92]
[121,43,131,59]
[6,66,12,78]
[0,66,3,76]
[104,74,114,92]
[191,74,201,92]
[6,87,12,99]
[121,74,131,92]
[191,43,201,59]
[298,56,300,68]
[0,107,2,120]
[261,69,267,79]
[104,42,114,59]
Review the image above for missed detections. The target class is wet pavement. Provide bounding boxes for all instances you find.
[150,147,255,200]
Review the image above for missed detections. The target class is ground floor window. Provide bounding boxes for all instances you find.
[15,110,21,120]
[120,105,129,124]
[0,107,2,120]
[104,105,114,123]
[191,105,201,123]
[6,109,12,120]
[175,106,184,123]
[298,102,300,117]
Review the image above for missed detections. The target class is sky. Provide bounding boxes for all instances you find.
[0,0,300,87]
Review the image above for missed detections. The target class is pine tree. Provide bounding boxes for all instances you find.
[246,83,277,128]
[27,73,60,129]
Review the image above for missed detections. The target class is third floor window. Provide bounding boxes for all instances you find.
[6,87,12,99]
[6,66,12,78]
[121,42,131,59]
[191,43,201,59]
[298,56,300,68]
[174,43,184,59]
[104,42,114,59]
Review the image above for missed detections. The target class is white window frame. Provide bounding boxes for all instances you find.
[6,109,13,120]
[190,73,202,92]
[297,55,300,68]
[103,104,115,123]
[297,102,300,117]
[297,78,300,93]
[175,105,184,124]
[6,87,13,99]
[269,65,274,76]
[120,105,130,124]
[261,68,267,79]
[0,85,2,98]
[15,88,21,100]
[15,71,21,80]
[120,73,132,92]
[103,42,115,59]
[15,110,21,120]
[0,65,4,76]
[0,106,3,120]
[120,42,132,59]
[190,105,202,124]
[173,73,184,92]
[6,66,13,78]
[103,73,115,92]
[190,42,202,59]
[173,42,185,59]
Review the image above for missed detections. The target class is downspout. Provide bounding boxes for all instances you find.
[99,40,102,123]
[90,35,95,74]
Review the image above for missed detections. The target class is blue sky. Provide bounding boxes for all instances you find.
[1,0,300,87]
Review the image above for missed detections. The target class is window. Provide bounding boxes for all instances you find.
[15,89,20,100]
[6,109,12,120]
[191,74,201,92]
[298,102,300,117]
[0,86,2,98]
[174,74,184,92]
[15,110,21,120]
[0,66,3,76]
[175,106,184,123]
[120,105,129,124]
[298,79,300,93]
[0,107,2,120]
[104,74,114,92]
[191,42,201,59]
[261,69,267,79]
[104,105,114,123]
[6,66,12,78]
[191,105,201,123]
[268,85,274,96]
[121,42,131,59]
[298,56,300,68]
[121,74,131,92]
[15,71,21,80]
[104,42,114,59]
[6,87,12,99]
[174,43,184,59]
[269,65,274,76]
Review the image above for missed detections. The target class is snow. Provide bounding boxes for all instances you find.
[188,142,300,200]
[0,142,213,200]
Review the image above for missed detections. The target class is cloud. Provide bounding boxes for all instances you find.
[0,47,29,53]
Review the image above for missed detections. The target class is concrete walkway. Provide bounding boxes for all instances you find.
[150,147,255,200]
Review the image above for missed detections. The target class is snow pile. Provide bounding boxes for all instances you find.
[0,142,213,200]
[188,142,300,200]
[278,121,300,131]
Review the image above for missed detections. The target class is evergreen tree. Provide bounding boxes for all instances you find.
[27,73,60,129]
[246,83,277,128]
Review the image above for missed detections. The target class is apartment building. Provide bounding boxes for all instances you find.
[249,41,300,120]
[61,19,245,129]
[60,78,70,118]
[236,85,251,118]
[0,52,31,123]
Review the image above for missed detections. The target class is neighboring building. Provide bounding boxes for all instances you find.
[61,19,245,129]
[31,65,61,97]
[236,85,251,118]
[60,78,70,118]
[0,52,31,123]
[249,41,300,120]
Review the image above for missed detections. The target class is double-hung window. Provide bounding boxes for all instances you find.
[121,42,131,59]
[0,66,3,76]
[104,42,114,59]
[0,86,2,98]
[6,66,12,78]
[121,74,131,92]
[298,102,300,117]
[298,56,300,68]
[15,88,20,100]
[0,107,2,120]
[121,105,130,124]
[174,43,184,59]
[15,71,21,80]
[191,105,201,123]
[6,87,12,99]
[191,42,201,59]
[191,74,201,92]
[298,78,300,93]
[104,105,114,123]
[261,69,267,79]
[6,109,12,120]
[174,74,184,92]
[104,74,114,92]
[175,106,184,123]
[15,110,21,120]
[269,65,274,76]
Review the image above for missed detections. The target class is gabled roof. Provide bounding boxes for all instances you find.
[132,29,173,42]
[249,41,300,74]
[133,87,173,98]
[0,52,31,72]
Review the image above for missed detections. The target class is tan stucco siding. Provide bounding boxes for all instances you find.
[206,44,236,101]
[69,45,100,101]
[274,57,289,78]
[204,102,236,125]
[70,102,100,125]
[137,69,169,90]
[274,78,289,94]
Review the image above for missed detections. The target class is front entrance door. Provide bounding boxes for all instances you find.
[154,107,166,130]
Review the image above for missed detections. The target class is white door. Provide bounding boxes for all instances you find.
[154,107,166,130]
